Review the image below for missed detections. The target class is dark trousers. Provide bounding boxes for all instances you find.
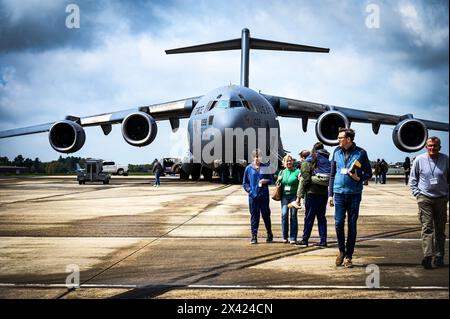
[334,193,362,259]
[381,173,387,184]
[249,195,272,236]
[154,172,161,185]
[302,193,327,243]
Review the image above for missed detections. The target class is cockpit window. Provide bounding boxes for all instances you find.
[206,99,257,112]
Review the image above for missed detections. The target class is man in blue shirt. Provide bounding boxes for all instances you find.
[328,128,372,268]
[243,149,274,244]
[409,136,449,269]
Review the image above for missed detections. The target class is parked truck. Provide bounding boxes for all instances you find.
[102,161,129,176]
[77,159,111,185]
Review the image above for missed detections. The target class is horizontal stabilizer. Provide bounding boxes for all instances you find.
[250,38,329,53]
[166,39,241,54]
[166,37,329,54]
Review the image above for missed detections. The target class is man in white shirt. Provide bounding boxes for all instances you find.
[409,136,449,269]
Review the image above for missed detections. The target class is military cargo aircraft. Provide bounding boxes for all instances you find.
[1,29,448,183]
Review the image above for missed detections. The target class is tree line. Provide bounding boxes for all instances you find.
[0,155,157,174]
[0,155,87,174]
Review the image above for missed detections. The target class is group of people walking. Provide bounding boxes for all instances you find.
[242,129,448,270]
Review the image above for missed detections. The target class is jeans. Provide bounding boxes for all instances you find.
[249,195,272,236]
[281,194,298,241]
[302,193,327,243]
[334,193,362,259]
[154,172,161,186]
[381,173,386,184]
[375,174,381,184]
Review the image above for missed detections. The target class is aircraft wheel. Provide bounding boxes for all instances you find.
[191,170,201,181]
[220,170,229,184]
[202,168,213,181]
[180,169,189,180]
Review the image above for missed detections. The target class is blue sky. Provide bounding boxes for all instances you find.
[0,0,448,164]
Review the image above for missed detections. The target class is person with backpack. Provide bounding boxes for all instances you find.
[291,142,331,247]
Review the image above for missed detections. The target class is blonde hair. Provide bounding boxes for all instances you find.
[282,154,294,167]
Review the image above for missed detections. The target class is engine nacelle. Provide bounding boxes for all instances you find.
[315,111,350,145]
[392,119,428,152]
[121,111,157,147]
[49,120,86,153]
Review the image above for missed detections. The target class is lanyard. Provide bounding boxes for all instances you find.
[427,156,439,178]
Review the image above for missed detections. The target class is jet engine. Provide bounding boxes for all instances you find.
[315,111,350,145]
[121,112,158,146]
[392,119,428,152]
[49,120,86,153]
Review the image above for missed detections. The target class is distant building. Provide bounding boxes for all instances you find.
[0,166,29,174]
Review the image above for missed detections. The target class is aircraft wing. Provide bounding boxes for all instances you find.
[0,96,202,139]
[262,93,449,132]
[262,93,448,152]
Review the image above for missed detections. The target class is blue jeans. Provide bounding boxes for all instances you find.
[281,194,298,241]
[154,172,161,186]
[249,195,272,236]
[302,193,327,243]
[375,174,381,184]
[334,193,362,259]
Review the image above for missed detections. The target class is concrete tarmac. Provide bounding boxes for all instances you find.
[0,175,448,299]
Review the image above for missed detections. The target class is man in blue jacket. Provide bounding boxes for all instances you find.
[328,128,372,268]
[243,149,274,244]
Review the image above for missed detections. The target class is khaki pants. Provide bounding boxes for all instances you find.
[417,195,448,258]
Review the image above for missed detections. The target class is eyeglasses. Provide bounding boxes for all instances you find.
[427,145,439,148]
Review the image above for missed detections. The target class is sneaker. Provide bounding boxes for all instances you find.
[288,201,302,209]
[266,233,273,243]
[297,240,308,247]
[335,252,345,266]
[433,257,444,268]
[282,238,288,243]
[343,257,353,268]
[315,241,328,247]
[421,257,432,269]
[290,240,297,245]
[250,235,257,244]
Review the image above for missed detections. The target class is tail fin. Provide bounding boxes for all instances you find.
[166,28,329,87]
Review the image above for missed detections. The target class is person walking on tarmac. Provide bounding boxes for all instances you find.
[293,142,331,247]
[380,159,388,184]
[243,149,274,244]
[152,159,163,187]
[328,128,372,268]
[409,136,449,269]
[403,157,411,185]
